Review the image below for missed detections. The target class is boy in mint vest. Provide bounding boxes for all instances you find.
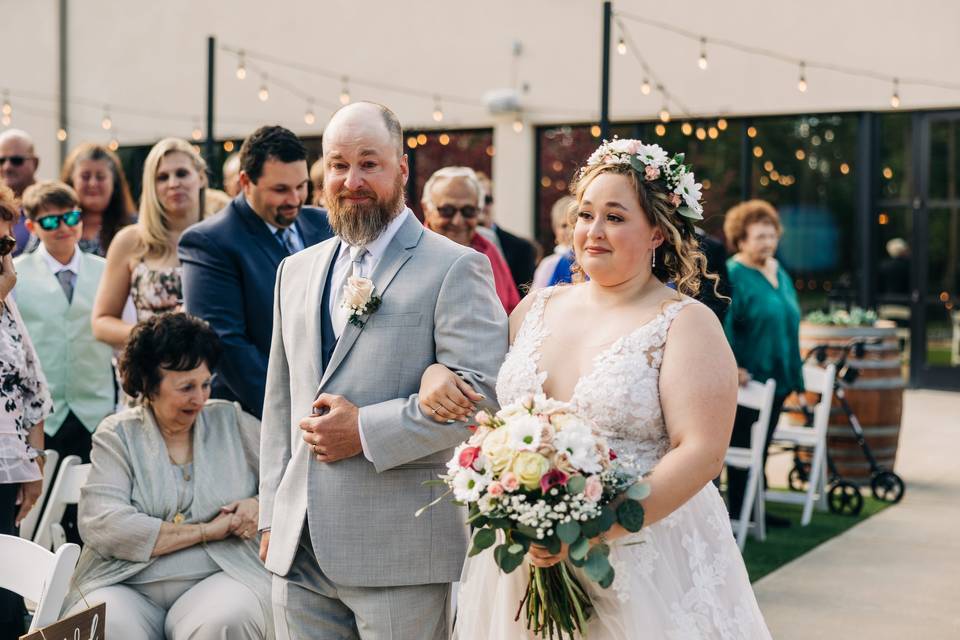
[14,181,115,543]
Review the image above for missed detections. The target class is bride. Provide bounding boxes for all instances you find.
[418,139,772,639]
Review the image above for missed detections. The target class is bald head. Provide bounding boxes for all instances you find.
[0,128,39,196]
[324,102,403,159]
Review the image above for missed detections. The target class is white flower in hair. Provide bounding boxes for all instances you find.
[636,143,669,167]
[675,172,704,218]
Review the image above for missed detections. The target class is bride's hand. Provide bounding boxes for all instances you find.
[528,542,569,568]
[418,364,484,423]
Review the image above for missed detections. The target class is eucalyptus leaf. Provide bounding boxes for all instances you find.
[583,546,612,582]
[473,528,496,550]
[556,520,582,544]
[617,499,646,532]
[569,536,590,562]
[598,566,616,589]
[566,475,586,495]
[628,156,647,174]
[493,544,524,573]
[626,482,652,501]
[580,505,616,538]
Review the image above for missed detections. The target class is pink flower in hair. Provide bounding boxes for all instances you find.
[669,193,682,207]
[644,165,661,181]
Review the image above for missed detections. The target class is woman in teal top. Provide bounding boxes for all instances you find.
[722,200,803,526]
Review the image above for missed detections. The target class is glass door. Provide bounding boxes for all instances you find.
[912,112,960,389]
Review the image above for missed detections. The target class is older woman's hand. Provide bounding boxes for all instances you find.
[221,498,259,540]
[0,253,17,301]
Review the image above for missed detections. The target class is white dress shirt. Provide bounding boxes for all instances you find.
[325,208,412,462]
[37,242,82,281]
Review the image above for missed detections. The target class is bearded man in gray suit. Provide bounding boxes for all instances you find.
[258,101,509,639]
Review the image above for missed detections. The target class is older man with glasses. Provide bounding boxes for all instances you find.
[0,129,40,256]
[421,166,519,312]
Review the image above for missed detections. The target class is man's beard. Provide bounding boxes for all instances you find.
[326,174,405,246]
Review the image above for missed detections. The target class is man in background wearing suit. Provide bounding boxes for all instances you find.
[476,171,539,295]
[179,126,332,418]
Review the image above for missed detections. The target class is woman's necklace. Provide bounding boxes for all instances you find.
[169,453,193,525]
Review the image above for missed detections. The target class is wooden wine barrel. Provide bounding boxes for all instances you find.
[793,323,905,485]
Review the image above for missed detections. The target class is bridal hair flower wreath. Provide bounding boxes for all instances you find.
[582,138,704,221]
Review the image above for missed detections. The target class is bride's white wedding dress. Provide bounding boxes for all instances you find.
[454,288,772,639]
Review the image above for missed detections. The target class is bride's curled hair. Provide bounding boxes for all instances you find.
[570,162,720,299]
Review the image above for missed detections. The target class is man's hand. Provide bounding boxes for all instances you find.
[259,530,271,563]
[299,393,362,463]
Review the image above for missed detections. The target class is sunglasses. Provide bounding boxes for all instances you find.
[37,209,82,231]
[435,204,479,219]
[0,235,15,257]
[0,155,34,167]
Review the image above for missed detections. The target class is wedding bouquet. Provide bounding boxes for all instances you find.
[422,395,650,639]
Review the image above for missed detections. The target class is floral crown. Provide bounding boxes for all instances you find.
[581,138,704,220]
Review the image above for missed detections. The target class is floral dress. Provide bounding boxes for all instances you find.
[130,261,183,321]
[0,298,53,484]
[455,287,771,639]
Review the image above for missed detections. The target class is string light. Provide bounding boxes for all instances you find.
[747,126,758,138]
[890,78,901,108]
[698,37,708,70]
[191,124,203,141]
[681,122,693,136]
[432,97,444,122]
[258,75,270,102]
[655,124,666,136]
[108,136,119,152]
[717,118,728,131]
[695,127,706,140]
[590,125,601,137]
[304,101,316,125]
[512,116,524,133]
[100,106,112,131]
[1,92,11,117]
[640,79,651,95]
[236,50,247,80]
[406,136,418,149]
[617,37,627,55]
[797,62,808,93]
[658,106,671,123]
[339,77,351,105]
[56,128,68,142]
[439,133,450,145]
[708,126,719,139]
[223,140,235,152]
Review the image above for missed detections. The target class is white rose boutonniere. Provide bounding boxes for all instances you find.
[342,275,382,328]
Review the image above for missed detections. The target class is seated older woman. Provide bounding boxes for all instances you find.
[63,313,272,639]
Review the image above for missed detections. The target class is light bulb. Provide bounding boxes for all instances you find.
[513,118,524,133]
[432,108,443,122]
[698,38,708,70]
[681,122,693,136]
[304,109,316,125]
[641,79,651,95]
[695,127,706,140]
[258,85,269,101]
[659,107,671,123]
[108,138,119,151]
[797,62,807,93]
[339,77,351,105]
[236,51,247,80]
[56,128,68,142]
[890,78,900,108]
[617,38,627,55]
[101,115,112,131]
[191,126,202,141]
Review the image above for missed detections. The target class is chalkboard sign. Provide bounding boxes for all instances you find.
[20,603,104,640]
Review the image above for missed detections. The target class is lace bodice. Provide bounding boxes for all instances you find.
[496,286,696,473]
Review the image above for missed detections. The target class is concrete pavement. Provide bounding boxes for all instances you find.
[754,389,960,639]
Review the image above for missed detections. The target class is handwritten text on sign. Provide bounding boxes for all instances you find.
[20,603,104,640]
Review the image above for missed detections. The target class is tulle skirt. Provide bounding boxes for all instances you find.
[453,483,772,640]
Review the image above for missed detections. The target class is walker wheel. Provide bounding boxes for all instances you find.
[828,481,864,516]
[870,471,905,504]
[788,465,807,492]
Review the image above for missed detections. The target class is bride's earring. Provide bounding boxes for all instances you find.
[651,248,656,269]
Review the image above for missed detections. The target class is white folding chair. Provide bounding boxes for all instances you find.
[0,534,80,631]
[726,378,777,551]
[34,456,90,551]
[19,449,60,541]
[766,363,837,526]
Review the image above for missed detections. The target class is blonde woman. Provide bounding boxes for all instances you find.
[93,138,206,348]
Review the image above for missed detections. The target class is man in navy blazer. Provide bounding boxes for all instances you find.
[179,126,332,418]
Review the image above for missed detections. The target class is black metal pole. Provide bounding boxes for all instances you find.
[205,36,216,170]
[58,0,68,166]
[600,1,612,140]
[855,112,877,309]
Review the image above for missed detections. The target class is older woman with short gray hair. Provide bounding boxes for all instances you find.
[64,313,272,639]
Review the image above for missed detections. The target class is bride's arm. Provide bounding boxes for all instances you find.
[632,302,737,529]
